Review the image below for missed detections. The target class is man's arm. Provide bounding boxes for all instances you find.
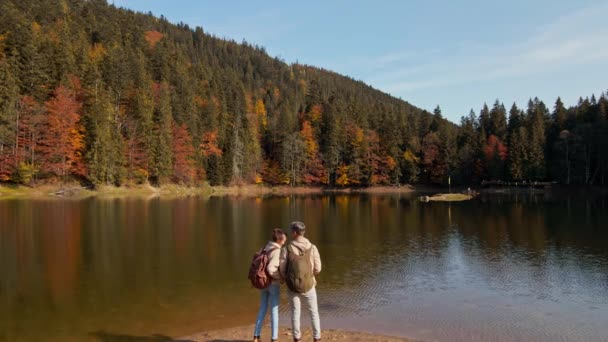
[312,245,322,275]
[279,248,287,279]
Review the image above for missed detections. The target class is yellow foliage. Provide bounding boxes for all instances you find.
[385,156,397,171]
[88,43,106,63]
[298,79,307,95]
[403,149,420,163]
[309,105,323,123]
[31,22,41,35]
[336,164,350,186]
[255,174,263,184]
[350,126,364,149]
[254,99,267,128]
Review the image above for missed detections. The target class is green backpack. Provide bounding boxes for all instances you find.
[285,243,315,294]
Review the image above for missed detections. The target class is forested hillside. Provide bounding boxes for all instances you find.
[0,0,606,187]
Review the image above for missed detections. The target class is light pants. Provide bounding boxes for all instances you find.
[254,283,280,340]
[289,287,321,340]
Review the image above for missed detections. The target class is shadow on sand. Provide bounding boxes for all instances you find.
[91,331,195,342]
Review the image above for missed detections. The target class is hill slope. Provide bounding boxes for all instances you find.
[0,0,447,186]
[1,0,606,187]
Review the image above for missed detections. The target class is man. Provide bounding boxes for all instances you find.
[280,221,322,342]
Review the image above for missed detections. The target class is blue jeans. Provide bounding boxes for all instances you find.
[254,283,280,340]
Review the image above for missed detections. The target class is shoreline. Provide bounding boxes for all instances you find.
[183,325,414,342]
[0,184,415,200]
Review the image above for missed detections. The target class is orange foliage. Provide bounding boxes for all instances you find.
[308,104,323,123]
[385,156,397,170]
[0,34,6,60]
[301,121,318,156]
[40,86,86,179]
[144,30,164,48]
[172,123,196,184]
[0,152,12,181]
[261,159,287,185]
[300,120,327,184]
[244,92,254,114]
[200,130,222,157]
[484,135,508,161]
[194,95,207,108]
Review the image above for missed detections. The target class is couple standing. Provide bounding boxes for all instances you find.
[251,221,322,342]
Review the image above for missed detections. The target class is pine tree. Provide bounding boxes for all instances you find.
[526,99,547,180]
[553,97,567,131]
[149,82,173,184]
[0,57,19,181]
[85,89,125,185]
[508,127,528,181]
[489,100,507,141]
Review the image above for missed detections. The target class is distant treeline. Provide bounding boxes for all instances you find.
[0,0,606,187]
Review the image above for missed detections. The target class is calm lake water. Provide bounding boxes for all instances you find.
[1,192,608,342]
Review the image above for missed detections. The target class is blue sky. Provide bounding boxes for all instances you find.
[113,0,608,122]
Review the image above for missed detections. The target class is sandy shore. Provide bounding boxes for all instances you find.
[183,325,414,342]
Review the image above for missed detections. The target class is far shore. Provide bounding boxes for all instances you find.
[183,325,414,342]
[0,183,415,200]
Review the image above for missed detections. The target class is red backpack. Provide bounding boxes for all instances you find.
[248,247,278,289]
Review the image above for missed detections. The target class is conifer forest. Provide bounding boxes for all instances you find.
[1,0,607,187]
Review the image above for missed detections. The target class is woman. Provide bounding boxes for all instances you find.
[253,228,287,342]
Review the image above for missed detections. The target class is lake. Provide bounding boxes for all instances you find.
[1,192,607,341]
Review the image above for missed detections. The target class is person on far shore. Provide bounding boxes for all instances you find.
[280,221,322,342]
[253,229,287,342]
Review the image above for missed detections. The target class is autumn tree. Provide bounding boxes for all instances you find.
[484,135,508,180]
[300,120,327,184]
[172,122,195,184]
[39,85,85,181]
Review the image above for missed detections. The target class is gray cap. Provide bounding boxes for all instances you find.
[290,221,306,233]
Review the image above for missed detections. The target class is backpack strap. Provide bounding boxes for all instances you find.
[289,242,311,256]
[265,246,279,255]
